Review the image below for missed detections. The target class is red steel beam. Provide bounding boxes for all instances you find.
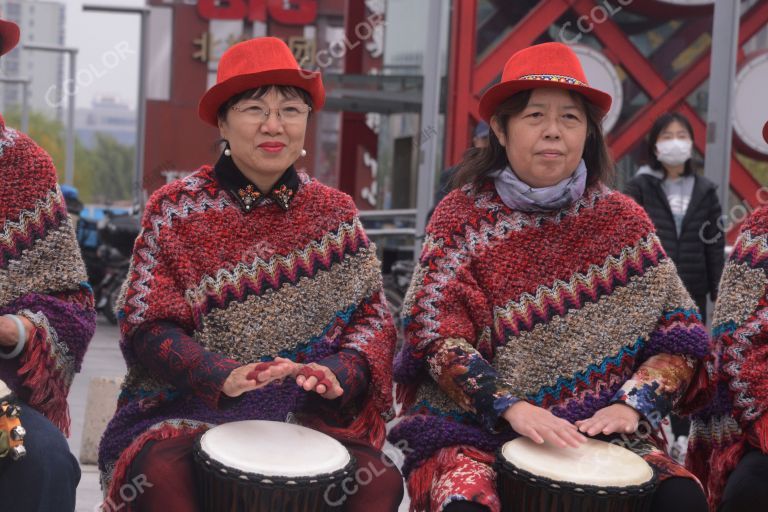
[445,0,478,167]
[337,0,367,197]
[607,0,768,158]
[679,103,762,208]
[471,0,571,96]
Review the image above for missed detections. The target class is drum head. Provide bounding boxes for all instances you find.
[199,420,351,477]
[500,437,654,488]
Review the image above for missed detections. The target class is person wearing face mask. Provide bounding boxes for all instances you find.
[625,114,724,455]
[625,113,725,324]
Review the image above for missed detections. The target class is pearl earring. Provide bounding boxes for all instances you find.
[300,149,307,157]
[224,148,232,156]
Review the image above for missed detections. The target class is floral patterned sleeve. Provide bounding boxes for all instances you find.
[612,353,697,429]
[427,338,519,431]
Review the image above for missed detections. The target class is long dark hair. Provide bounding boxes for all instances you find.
[451,89,614,190]
[647,112,699,177]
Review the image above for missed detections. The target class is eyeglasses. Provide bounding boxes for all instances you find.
[230,102,312,124]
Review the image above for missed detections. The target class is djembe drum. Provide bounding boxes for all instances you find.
[495,437,657,512]
[193,420,356,512]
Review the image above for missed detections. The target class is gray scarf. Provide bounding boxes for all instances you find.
[489,159,588,213]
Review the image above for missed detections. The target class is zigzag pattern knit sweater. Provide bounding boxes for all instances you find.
[0,116,95,433]
[98,163,396,509]
[389,181,710,509]
[687,205,768,509]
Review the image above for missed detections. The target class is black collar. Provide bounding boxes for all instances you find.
[214,152,300,212]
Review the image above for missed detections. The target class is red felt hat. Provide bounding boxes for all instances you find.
[0,18,20,56]
[764,121,768,144]
[478,42,613,122]
[198,37,325,127]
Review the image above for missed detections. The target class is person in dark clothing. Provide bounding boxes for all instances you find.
[624,112,725,451]
[624,113,725,321]
[434,121,490,206]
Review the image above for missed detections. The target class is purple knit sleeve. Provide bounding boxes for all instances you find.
[0,286,96,434]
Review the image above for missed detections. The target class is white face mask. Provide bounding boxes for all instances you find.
[656,139,692,167]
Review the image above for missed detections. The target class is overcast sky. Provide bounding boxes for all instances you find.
[64,0,143,110]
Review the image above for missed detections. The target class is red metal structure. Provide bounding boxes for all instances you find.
[445,0,768,210]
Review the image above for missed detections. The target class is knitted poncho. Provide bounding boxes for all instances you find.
[0,116,95,433]
[687,205,768,509]
[98,160,396,508]
[389,181,710,510]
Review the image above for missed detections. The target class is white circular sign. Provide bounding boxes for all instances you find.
[734,52,768,155]
[572,44,623,134]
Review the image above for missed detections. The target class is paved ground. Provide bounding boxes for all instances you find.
[69,317,124,512]
[69,317,410,511]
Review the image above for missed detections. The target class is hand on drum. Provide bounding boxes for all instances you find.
[502,401,587,449]
[223,358,300,397]
[575,403,641,436]
[295,362,344,400]
[222,358,343,399]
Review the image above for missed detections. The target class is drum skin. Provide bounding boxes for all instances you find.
[193,421,357,512]
[495,438,658,512]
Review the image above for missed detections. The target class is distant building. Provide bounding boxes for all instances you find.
[76,96,137,149]
[0,0,66,120]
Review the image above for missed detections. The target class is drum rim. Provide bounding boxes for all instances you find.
[494,447,659,498]
[193,435,357,488]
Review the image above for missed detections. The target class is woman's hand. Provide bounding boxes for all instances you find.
[502,401,587,448]
[0,315,33,348]
[221,357,343,400]
[575,403,641,436]
[296,362,344,400]
[222,357,301,398]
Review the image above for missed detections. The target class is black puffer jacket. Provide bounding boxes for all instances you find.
[624,170,725,299]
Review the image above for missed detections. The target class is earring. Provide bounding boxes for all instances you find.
[300,149,307,157]
[223,141,232,156]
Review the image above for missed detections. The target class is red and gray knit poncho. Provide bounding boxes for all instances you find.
[0,115,95,433]
[98,159,396,509]
[687,205,768,509]
[390,180,711,511]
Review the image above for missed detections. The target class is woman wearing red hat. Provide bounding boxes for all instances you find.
[0,17,96,512]
[98,37,402,511]
[685,120,768,512]
[389,42,709,512]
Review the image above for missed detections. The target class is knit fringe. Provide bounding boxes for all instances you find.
[309,399,387,449]
[396,382,417,414]
[677,362,713,416]
[407,454,440,512]
[407,445,495,512]
[17,325,70,435]
[103,423,208,512]
[706,439,747,510]
[753,415,768,453]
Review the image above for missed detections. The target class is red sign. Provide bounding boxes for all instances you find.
[197,0,317,25]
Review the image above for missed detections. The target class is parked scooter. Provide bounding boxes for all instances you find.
[86,211,139,324]
[63,189,140,324]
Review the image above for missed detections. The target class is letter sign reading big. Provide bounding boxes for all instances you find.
[197,0,318,25]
